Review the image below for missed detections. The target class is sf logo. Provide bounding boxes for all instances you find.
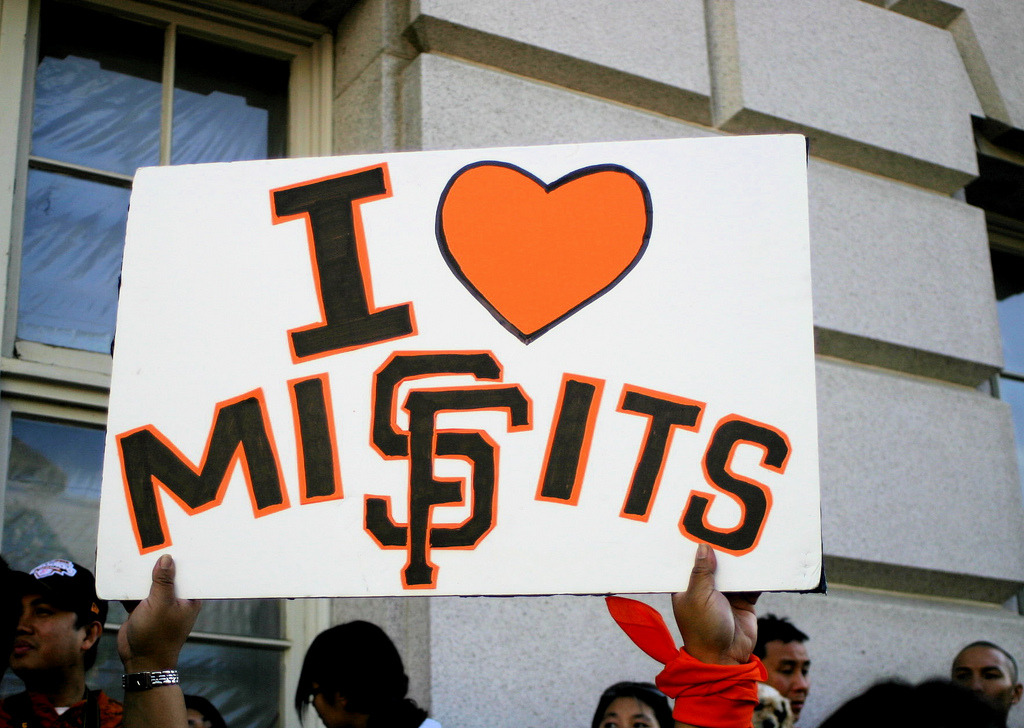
[365,353,531,588]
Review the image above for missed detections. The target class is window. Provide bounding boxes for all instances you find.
[0,410,291,726]
[20,1,290,354]
[969,128,1024,497]
[989,224,1024,489]
[0,1,332,726]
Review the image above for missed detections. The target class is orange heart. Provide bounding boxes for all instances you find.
[437,162,652,343]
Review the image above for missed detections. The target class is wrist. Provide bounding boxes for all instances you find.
[122,655,180,673]
[681,646,744,666]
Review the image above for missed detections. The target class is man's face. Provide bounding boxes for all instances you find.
[10,593,90,676]
[952,645,1023,717]
[761,640,810,721]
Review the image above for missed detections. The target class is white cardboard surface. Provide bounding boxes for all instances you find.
[96,135,821,599]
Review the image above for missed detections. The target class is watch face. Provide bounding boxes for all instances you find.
[125,674,151,691]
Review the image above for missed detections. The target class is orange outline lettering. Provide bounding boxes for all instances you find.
[680,415,790,555]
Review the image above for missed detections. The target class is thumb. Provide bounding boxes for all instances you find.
[149,553,177,604]
[685,543,718,600]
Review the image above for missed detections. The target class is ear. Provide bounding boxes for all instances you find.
[79,620,103,652]
[1011,683,1023,706]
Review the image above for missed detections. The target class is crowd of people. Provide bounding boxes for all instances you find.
[1,547,1020,728]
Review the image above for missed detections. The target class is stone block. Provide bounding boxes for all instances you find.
[953,0,1024,131]
[401,52,717,151]
[335,0,416,94]
[429,593,672,728]
[809,160,1002,384]
[816,358,1024,593]
[428,566,1024,728]
[711,0,981,192]
[889,0,1024,132]
[408,0,712,125]
[334,54,408,154]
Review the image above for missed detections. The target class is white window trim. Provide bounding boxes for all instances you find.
[0,1,334,725]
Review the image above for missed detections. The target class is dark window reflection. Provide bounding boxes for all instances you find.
[172,34,288,164]
[991,248,1024,373]
[17,170,129,353]
[1,414,283,701]
[1,416,105,571]
[997,378,1024,478]
[33,0,162,175]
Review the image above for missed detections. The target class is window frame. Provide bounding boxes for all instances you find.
[990,212,1024,384]
[0,1,334,725]
[0,0,332,374]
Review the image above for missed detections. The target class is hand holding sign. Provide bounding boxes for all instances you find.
[118,554,200,673]
[607,546,766,728]
[672,544,759,666]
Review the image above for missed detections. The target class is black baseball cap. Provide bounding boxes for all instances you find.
[20,559,108,625]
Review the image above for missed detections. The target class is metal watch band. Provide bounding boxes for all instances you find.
[122,670,180,691]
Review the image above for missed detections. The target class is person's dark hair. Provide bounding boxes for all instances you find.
[294,621,428,728]
[753,613,808,658]
[958,641,1020,683]
[591,682,673,728]
[818,679,1002,728]
[184,695,228,728]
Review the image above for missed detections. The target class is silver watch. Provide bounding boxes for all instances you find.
[122,670,180,691]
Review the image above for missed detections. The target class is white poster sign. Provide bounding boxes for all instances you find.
[96,135,821,599]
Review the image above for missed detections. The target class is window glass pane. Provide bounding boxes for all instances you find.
[172,34,288,164]
[991,248,1024,373]
[177,641,283,728]
[2,413,283,699]
[33,0,162,175]
[193,599,281,640]
[2,416,105,571]
[999,376,1024,497]
[100,599,281,641]
[3,413,280,636]
[17,170,128,353]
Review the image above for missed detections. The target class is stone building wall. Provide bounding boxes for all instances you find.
[324,1,1024,726]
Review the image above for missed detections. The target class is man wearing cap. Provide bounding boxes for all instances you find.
[4,558,123,728]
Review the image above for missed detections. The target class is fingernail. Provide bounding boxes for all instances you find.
[697,543,709,559]
[158,554,172,568]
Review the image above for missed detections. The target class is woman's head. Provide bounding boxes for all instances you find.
[591,682,673,728]
[184,695,227,728]
[295,621,425,727]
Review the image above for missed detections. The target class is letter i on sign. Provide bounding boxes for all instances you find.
[271,164,416,360]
